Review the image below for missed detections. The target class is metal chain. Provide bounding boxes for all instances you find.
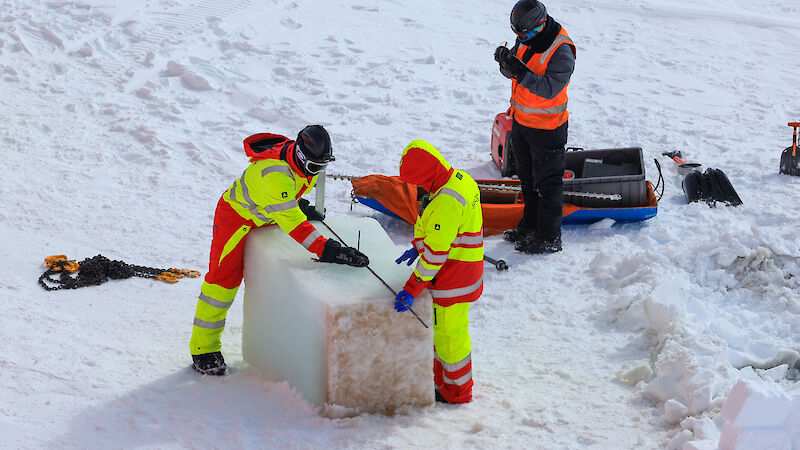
[38,255,198,291]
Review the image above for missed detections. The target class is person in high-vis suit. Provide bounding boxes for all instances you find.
[394,139,483,404]
[494,0,576,254]
[190,125,369,376]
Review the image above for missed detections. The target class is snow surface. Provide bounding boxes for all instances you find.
[1,0,799,448]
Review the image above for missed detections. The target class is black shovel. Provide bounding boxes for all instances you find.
[662,151,742,206]
[779,122,800,176]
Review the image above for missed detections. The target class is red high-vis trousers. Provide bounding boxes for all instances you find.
[189,197,258,355]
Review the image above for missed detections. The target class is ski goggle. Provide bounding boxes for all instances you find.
[515,23,545,42]
[296,144,334,174]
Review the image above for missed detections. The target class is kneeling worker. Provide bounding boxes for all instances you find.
[190,125,369,376]
[394,139,483,404]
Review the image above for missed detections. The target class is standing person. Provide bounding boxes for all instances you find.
[393,139,483,404]
[189,125,369,376]
[493,0,576,254]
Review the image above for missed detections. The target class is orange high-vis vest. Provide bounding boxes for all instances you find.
[511,27,575,130]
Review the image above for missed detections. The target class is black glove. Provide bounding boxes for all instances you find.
[298,198,325,221]
[318,239,369,267]
[495,46,527,79]
[494,45,510,63]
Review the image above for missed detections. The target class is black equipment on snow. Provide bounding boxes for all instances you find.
[510,0,547,35]
[192,351,227,376]
[296,125,334,175]
[484,255,509,271]
[662,151,742,206]
[779,122,800,176]
[38,254,200,291]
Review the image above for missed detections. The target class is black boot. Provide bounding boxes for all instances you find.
[515,236,562,254]
[192,351,227,376]
[503,228,532,243]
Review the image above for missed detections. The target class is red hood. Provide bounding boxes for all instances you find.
[242,133,310,181]
[399,140,453,193]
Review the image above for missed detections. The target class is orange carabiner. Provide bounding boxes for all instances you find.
[157,273,181,284]
[169,268,201,278]
[44,255,80,272]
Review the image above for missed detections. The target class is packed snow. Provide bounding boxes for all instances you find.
[1,0,798,448]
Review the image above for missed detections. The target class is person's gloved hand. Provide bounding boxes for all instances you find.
[318,239,369,267]
[495,46,527,79]
[394,290,415,312]
[298,198,325,221]
[494,45,510,63]
[394,247,419,266]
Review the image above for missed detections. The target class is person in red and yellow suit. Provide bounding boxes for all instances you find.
[189,125,369,376]
[394,139,483,404]
[494,0,576,254]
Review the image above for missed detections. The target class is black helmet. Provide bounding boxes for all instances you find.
[510,0,547,36]
[295,125,334,174]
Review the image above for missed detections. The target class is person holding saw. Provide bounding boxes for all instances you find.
[394,139,484,404]
[189,125,369,376]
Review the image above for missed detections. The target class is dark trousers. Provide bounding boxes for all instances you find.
[509,120,568,242]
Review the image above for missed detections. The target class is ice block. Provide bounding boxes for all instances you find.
[243,217,434,415]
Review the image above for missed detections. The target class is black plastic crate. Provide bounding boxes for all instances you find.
[563,147,646,207]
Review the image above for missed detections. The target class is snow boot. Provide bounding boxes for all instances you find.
[515,236,562,254]
[435,387,448,403]
[192,351,227,376]
[502,228,532,243]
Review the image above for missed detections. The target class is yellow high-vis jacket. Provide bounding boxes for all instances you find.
[399,139,484,307]
[225,133,327,256]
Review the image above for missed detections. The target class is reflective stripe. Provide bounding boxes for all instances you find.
[513,100,568,115]
[264,199,298,213]
[218,225,251,266]
[415,263,440,278]
[239,172,256,206]
[193,317,226,329]
[539,35,574,64]
[230,172,270,223]
[430,276,483,299]
[301,230,322,249]
[198,293,233,309]
[435,353,471,372]
[443,370,472,386]
[421,248,449,264]
[452,234,483,246]
[434,188,466,206]
[414,240,425,252]
[261,166,294,178]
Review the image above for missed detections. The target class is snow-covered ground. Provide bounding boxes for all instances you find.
[1,0,799,448]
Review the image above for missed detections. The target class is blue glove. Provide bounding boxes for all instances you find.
[394,290,415,312]
[395,247,419,266]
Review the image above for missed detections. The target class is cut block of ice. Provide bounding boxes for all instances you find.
[718,422,790,450]
[720,379,792,428]
[242,217,434,415]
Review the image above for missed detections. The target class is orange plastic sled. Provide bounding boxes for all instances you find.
[350,175,657,237]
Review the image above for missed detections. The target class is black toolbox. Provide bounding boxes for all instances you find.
[563,147,647,208]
